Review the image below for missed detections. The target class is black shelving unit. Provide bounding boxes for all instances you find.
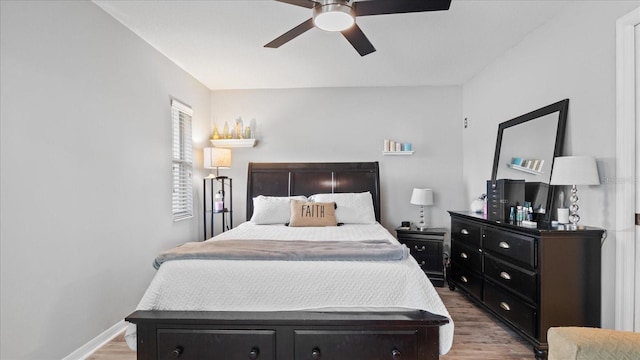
[203,176,232,240]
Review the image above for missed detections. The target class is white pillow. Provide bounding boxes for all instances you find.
[250,195,307,224]
[309,192,376,224]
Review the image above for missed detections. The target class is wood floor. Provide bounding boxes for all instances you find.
[88,287,533,359]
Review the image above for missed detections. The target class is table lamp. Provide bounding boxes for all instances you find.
[549,156,599,228]
[410,188,434,230]
[203,147,231,178]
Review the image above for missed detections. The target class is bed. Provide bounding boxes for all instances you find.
[125,162,453,360]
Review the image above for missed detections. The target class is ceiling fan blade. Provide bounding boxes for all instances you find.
[274,0,316,9]
[264,18,315,48]
[354,0,451,16]
[341,24,376,56]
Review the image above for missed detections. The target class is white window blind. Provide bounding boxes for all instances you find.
[171,99,193,221]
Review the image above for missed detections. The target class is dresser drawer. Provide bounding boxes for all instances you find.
[484,253,537,303]
[483,228,536,269]
[157,329,275,360]
[484,282,536,338]
[450,262,483,300]
[451,218,482,247]
[294,330,418,360]
[451,240,482,272]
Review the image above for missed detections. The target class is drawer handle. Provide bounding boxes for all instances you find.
[249,347,260,360]
[499,241,510,249]
[414,245,426,252]
[171,346,183,358]
[419,261,426,267]
[392,349,402,359]
[500,302,511,311]
[460,252,468,259]
[311,347,321,360]
[500,271,511,280]
[460,275,468,283]
[461,228,469,235]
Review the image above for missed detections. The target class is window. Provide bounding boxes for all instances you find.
[171,99,193,221]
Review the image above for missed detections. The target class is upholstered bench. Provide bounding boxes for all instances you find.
[548,326,640,360]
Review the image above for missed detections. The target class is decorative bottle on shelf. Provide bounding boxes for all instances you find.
[212,124,220,140]
[223,121,231,139]
[214,192,223,212]
[235,117,244,139]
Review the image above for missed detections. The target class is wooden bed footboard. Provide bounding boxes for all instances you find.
[126,310,449,360]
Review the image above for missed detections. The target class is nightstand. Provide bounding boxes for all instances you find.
[395,226,447,287]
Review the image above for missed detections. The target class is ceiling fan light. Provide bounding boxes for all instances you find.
[313,3,355,32]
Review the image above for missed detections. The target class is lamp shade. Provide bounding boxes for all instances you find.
[550,156,599,185]
[410,188,434,206]
[203,147,231,169]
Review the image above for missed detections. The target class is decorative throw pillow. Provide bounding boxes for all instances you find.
[250,195,307,224]
[309,192,376,224]
[288,200,337,227]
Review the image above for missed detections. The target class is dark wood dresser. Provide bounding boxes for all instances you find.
[448,211,604,359]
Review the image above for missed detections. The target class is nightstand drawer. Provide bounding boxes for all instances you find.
[484,253,537,302]
[451,218,482,247]
[395,227,446,287]
[402,239,441,261]
[406,244,443,277]
[483,228,536,269]
[484,281,536,337]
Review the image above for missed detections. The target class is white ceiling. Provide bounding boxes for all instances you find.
[93,0,572,90]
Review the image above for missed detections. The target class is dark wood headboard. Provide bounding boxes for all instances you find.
[246,162,381,222]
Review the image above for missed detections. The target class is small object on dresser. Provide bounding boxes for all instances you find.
[486,179,525,222]
[557,208,570,224]
[470,194,486,213]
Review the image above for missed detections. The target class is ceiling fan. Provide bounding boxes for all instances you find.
[265,0,452,56]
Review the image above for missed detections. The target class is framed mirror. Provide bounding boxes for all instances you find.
[490,99,569,223]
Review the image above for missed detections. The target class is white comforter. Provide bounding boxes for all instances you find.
[125,222,454,354]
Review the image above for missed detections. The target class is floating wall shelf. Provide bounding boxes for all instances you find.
[210,139,256,148]
[382,151,414,156]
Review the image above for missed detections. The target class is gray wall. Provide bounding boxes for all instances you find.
[207,87,464,235]
[462,1,639,329]
[0,1,210,358]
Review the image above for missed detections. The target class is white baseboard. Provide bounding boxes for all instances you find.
[62,320,128,360]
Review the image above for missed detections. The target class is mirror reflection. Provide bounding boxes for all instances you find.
[496,112,560,183]
[490,99,569,224]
